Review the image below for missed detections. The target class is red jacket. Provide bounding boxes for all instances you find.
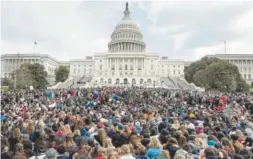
[95,155,105,159]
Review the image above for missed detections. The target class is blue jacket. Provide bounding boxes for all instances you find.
[146,147,162,159]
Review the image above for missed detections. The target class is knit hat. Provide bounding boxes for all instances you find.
[116,124,124,132]
[208,140,216,146]
[56,131,63,137]
[45,148,59,158]
[97,121,104,128]
[188,123,195,130]
[135,121,140,127]
[80,128,87,136]
[70,115,76,121]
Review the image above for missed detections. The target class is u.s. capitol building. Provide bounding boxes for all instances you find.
[1,3,252,88]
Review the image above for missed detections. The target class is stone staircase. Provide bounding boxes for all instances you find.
[160,77,179,89]
[71,76,93,88]
[169,76,196,90]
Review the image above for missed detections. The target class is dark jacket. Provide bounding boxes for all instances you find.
[111,132,127,148]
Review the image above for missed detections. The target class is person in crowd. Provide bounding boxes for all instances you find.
[1,87,253,159]
[146,137,163,158]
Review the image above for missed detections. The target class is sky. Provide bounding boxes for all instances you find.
[1,0,253,61]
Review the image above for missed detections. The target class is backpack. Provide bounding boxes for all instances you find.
[173,149,193,159]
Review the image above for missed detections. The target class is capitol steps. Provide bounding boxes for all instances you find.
[168,76,196,90]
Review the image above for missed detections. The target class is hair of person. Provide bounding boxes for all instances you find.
[149,137,162,148]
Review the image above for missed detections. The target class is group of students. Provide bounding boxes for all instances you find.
[1,87,253,159]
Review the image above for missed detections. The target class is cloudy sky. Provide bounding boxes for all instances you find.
[1,0,253,61]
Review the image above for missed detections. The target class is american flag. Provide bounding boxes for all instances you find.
[34,41,37,45]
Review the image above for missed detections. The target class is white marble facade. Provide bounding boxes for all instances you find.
[1,54,60,85]
[92,3,186,85]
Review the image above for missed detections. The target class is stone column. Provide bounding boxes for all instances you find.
[116,57,119,75]
[136,58,138,76]
[143,57,145,76]
[110,58,111,72]
[114,58,116,76]
[106,58,108,76]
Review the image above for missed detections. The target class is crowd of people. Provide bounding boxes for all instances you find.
[1,87,253,159]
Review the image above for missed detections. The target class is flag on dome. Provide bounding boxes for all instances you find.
[34,41,37,45]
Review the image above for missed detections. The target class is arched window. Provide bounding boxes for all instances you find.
[125,65,128,70]
[124,78,128,84]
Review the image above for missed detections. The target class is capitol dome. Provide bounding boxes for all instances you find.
[108,2,146,53]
